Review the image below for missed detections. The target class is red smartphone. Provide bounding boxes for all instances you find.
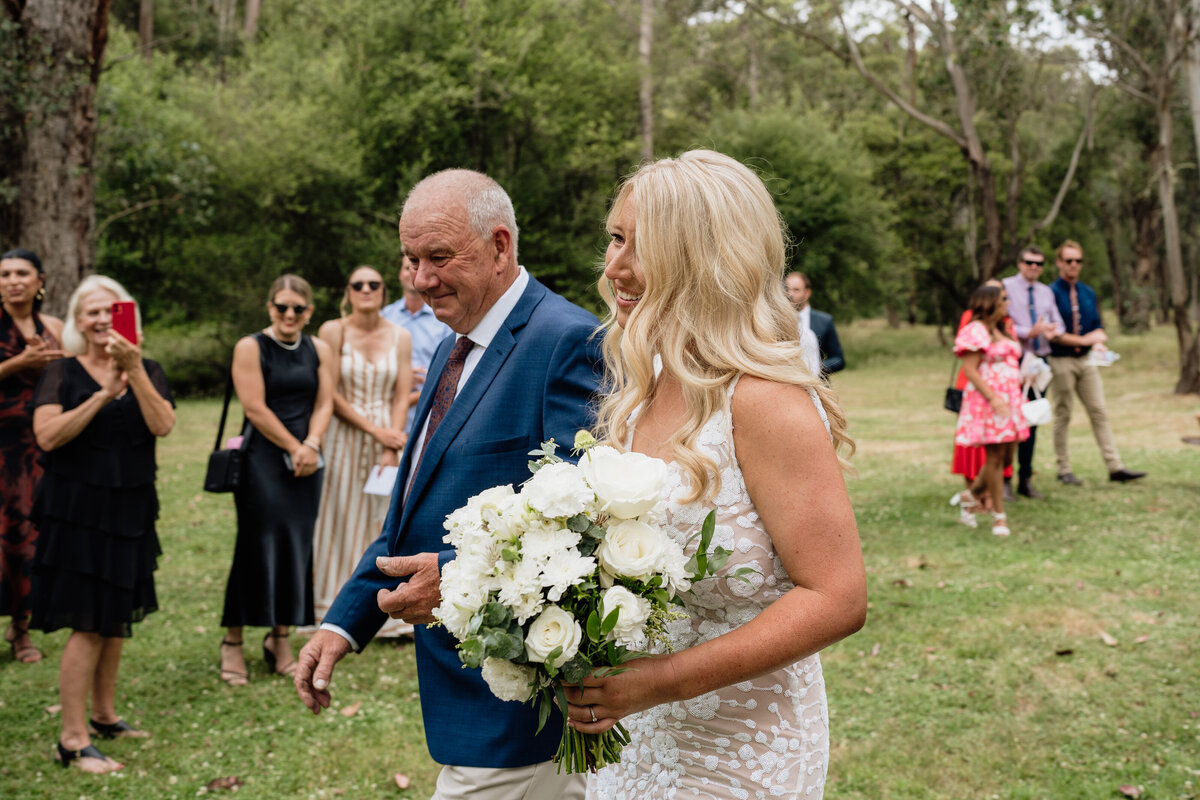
[111,301,138,344]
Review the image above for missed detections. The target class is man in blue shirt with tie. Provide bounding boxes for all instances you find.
[1002,246,1064,499]
[1046,240,1146,486]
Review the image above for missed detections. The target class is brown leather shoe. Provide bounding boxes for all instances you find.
[1017,478,1044,499]
[1057,472,1083,486]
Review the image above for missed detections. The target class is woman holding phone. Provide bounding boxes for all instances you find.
[30,275,175,772]
[1,248,65,665]
[218,275,334,686]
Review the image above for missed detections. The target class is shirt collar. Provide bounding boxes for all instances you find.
[461,266,529,349]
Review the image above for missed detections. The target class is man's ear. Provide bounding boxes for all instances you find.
[491,227,514,267]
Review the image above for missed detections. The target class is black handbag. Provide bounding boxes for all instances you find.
[944,357,963,413]
[203,373,247,493]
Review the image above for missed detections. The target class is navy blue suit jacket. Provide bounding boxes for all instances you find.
[324,276,603,768]
[809,308,845,374]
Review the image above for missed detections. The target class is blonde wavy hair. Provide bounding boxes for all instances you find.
[62,275,138,355]
[594,150,854,504]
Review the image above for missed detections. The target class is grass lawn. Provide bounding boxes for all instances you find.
[1,319,1196,799]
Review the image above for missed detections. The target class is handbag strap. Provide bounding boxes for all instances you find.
[948,354,962,386]
[212,370,235,452]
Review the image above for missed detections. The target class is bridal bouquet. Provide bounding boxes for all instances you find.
[433,431,731,773]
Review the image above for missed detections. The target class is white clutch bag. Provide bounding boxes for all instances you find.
[1021,378,1052,426]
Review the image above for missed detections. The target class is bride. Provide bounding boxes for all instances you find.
[567,150,867,799]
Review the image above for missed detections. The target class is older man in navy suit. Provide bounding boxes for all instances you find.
[295,170,602,799]
[785,271,845,375]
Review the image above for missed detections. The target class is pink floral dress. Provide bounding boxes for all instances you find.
[953,321,1029,447]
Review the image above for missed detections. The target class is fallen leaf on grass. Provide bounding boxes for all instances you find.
[1099,630,1119,647]
[891,579,913,588]
[205,776,243,791]
[1054,648,1074,657]
[903,556,928,570]
[1133,635,1150,644]
[45,704,61,714]
[870,643,880,657]
[340,701,362,718]
[394,772,411,789]
[1118,785,1140,798]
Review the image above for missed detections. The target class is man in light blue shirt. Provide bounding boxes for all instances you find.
[381,259,452,432]
[1002,245,1064,499]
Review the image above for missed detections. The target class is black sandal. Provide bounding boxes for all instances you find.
[262,632,296,676]
[89,718,150,739]
[219,639,248,686]
[55,741,121,771]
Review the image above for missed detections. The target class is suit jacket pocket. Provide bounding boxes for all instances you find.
[469,435,535,455]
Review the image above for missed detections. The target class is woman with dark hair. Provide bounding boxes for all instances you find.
[31,275,174,772]
[219,274,334,685]
[950,283,1029,536]
[0,248,65,664]
[311,265,412,632]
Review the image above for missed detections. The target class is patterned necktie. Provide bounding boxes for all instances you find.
[408,336,474,494]
[1028,285,1043,353]
[1069,284,1082,355]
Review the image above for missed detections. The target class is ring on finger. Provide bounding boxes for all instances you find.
[589,706,597,723]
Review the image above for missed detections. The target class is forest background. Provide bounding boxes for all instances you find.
[3,0,1200,396]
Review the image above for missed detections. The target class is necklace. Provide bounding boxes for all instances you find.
[266,329,301,351]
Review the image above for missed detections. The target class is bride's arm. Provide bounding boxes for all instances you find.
[564,376,867,730]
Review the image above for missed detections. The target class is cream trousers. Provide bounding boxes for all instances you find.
[1047,355,1124,475]
[431,760,586,800]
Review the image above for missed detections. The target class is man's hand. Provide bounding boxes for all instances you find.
[376,553,442,625]
[294,629,352,714]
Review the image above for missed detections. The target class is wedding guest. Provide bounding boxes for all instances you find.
[1002,246,1064,499]
[1047,240,1146,485]
[785,270,845,375]
[312,266,412,633]
[295,169,602,800]
[381,257,451,433]
[219,275,334,686]
[950,279,1015,507]
[950,284,1029,536]
[1,249,65,664]
[30,276,174,772]
[570,150,867,799]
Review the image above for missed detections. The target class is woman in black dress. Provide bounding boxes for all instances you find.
[1,248,65,664]
[219,274,333,685]
[31,275,175,773]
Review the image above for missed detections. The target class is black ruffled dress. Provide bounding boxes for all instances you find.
[29,358,173,638]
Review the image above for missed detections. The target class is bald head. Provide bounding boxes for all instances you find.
[404,170,520,263]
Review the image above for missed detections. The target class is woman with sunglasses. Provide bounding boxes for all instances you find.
[219,274,334,685]
[311,266,412,634]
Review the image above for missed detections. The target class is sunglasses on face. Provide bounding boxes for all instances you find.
[1022,259,1045,267]
[1062,258,1083,264]
[351,280,382,292]
[273,302,308,315]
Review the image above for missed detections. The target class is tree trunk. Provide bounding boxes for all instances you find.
[638,0,653,162]
[1185,0,1200,175]
[12,0,112,316]
[1124,192,1160,333]
[1095,197,1126,324]
[245,0,261,39]
[139,0,153,60]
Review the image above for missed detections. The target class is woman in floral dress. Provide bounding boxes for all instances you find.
[951,283,1029,536]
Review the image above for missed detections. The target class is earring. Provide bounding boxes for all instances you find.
[35,287,45,301]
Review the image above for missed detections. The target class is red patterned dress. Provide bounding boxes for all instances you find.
[0,307,60,622]
[953,321,1030,447]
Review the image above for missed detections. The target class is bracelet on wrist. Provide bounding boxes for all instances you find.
[302,438,321,452]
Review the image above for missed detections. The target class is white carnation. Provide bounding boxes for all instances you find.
[434,559,492,639]
[520,526,582,563]
[480,658,537,702]
[580,446,669,520]
[598,585,652,647]
[597,519,668,583]
[524,606,582,668]
[540,549,596,602]
[522,461,594,518]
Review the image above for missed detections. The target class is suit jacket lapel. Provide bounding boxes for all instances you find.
[396,278,549,532]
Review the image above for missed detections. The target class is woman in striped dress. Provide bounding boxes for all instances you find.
[312,266,412,634]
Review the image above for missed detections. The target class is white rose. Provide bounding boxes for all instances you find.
[597,519,667,582]
[524,606,582,668]
[522,461,594,519]
[580,446,669,520]
[480,657,538,702]
[599,586,652,646]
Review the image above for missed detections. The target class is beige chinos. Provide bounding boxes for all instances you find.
[1047,355,1124,475]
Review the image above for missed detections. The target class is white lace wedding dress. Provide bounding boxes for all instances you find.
[588,379,830,800]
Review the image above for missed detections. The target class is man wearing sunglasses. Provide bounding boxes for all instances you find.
[295,169,601,799]
[1046,240,1146,485]
[1002,246,1064,499]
